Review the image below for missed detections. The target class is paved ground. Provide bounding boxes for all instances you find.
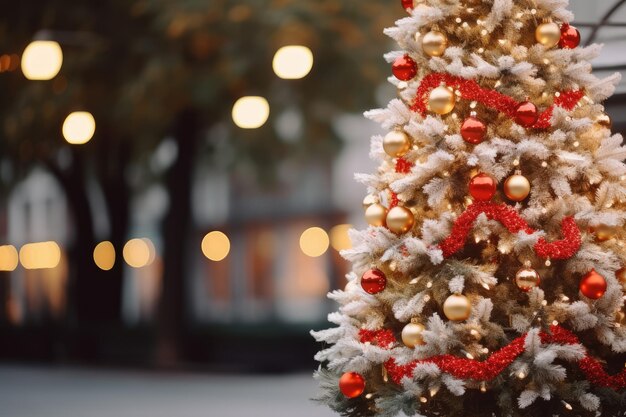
[0,365,337,417]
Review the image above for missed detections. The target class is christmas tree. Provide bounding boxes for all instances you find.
[312,0,626,415]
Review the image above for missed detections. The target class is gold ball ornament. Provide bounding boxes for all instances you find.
[422,30,448,57]
[535,22,561,48]
[443,293,471,322]
[386,206,415,234]
[594,224,616,242]
[504,174,531,201]
[362,193,379,209]
[365,203,388,227]
[428,85,456,115]
[383,129,411,158]
[515,267,541,292]
[401,320,426,348]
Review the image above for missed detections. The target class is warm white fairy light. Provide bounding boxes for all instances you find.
[517,371,526,379]
[420,396,428,403]
[426,281,433,288]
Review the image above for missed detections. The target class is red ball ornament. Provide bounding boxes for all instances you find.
[514,101,539,127]
[559,24,581,49]
[401,0,416,12]
[339,372,366,398]
[579,270,607,300]
[361,268,387,294]
[469,173,496,201]
[461,116,487,144]
[392,55,418,81]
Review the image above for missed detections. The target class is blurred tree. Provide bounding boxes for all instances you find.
[0,0,395,363]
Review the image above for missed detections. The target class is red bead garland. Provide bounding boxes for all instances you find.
[395,157,413,174]
[359,328,396,349]
[358,326,626,390]
[438,202,581,260]
[411,73,584,129]
[392,55,418,81]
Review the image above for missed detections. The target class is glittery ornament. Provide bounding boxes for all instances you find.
[411,73,584,129]
[383,129,411,158]
[515,267,540,292]
[559,24,581,49]
[438,202,581,260]
[339,372,365,398]
[535,22,561,48]
[401,320,426,348]
[469,173,496,201]
[392,55,418,81]
[443,293,471,321]
[514,101,539,127]
[461,116,487,144]
[421,30,448,57]
[580,270,607,300]
[504,174,531,201]
[365,203,387,227]
[617,268,626,291]
[361,268,387,294]
[386,206,415,234]
[428,85,456,115]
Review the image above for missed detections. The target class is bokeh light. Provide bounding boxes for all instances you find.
[232,96,270,129]
[0,245,19,271]
[93,241,115,271]
[19,241,61,269]
[299,227,329,258]
[330,224,352,251]
[123,238,154,268]
[201,231,230,262]
[62,111,96,144]
[272,45,314,79]
[21,40,63,80]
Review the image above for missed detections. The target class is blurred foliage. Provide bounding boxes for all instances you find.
[0,0,396,188]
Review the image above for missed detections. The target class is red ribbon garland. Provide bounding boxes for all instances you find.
[410,73,585,129]
[359,326,626,390]
[438,202,581,260]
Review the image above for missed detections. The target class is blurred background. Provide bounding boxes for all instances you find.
[0,1,625,416]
